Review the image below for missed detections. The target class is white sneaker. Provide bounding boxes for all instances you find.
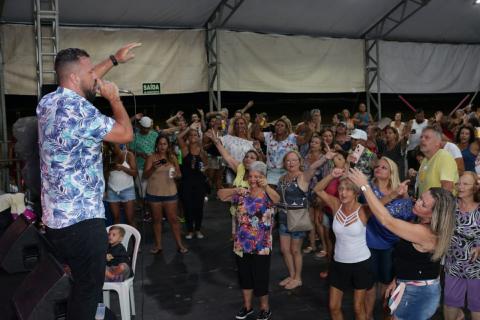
[185,233,193,240]
[196,231,204,239]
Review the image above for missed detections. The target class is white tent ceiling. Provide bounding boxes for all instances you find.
[2,0,480,44]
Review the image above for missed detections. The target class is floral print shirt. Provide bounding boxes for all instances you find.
[264,132,297,169]
[232,191,275,257]
[37,87,115,229]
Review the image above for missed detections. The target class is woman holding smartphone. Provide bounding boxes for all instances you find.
[348,168,456,320]
[144,135,188,254]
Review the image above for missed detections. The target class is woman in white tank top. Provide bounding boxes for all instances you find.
[314,167,372,320]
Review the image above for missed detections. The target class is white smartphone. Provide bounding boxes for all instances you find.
[351,144,365,164]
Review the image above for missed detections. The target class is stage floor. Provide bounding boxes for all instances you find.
[1,200,450,319]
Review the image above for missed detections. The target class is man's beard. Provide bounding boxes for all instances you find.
[85,89,96,102]
[83,80,97,102]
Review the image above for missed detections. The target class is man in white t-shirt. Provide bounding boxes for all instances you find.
[442,140,465,176]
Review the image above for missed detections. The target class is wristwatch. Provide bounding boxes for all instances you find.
[360,185,369,192]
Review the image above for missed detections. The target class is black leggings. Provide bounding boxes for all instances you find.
[181,183,206,232]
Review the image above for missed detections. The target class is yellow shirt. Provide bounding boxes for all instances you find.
[417,149,458,196]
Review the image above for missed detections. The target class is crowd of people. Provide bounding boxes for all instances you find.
[35,43,479,320]
[103,102,480,320]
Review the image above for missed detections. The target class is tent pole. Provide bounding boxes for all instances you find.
[362,0,431,120]
[204,0,245,113]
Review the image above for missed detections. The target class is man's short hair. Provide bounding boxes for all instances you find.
[110,226,125,238]
[54,48,90,79]
[422,126,442,140]
[415,108,424,114]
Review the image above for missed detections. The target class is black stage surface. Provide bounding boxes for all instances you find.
[0,200,455,319]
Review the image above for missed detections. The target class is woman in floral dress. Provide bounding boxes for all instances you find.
[218,161,280,320]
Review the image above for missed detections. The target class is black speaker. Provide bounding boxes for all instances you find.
[0,216,48,273]
[13,253,71,320]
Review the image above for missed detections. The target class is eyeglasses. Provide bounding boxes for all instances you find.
[455,182,475,187]
[285,159,300,163]
[374,165,389,170]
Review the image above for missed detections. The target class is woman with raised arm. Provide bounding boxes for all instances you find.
[143,135,187,254]
[218,161,280,320]
[443,172,480,320]
[177,125,209,240]
[277,150,324,290]
[348,168,456,320]
[205,130,261,238]
[253,116,311,185]
[314,168,372,320]
[363,157,414,319]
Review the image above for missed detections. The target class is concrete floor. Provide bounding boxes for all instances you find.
[0,200,455,319]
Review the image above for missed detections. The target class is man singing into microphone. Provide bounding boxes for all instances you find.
[36,42,140,320]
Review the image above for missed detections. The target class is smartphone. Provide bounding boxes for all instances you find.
[351,144,365,164]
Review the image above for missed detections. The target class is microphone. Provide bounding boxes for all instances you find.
[118,88,133,94]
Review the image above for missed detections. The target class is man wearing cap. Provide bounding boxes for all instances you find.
[348,129,377,179]
[129,116,158,200]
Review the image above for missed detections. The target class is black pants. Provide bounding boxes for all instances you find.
[181,183,206,232]
[236,253,271,297]
[46,218,108,320]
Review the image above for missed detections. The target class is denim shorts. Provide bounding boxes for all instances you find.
[145,193,178,203]
[394,278,440,320]
[105,186,136,203]
[444,273,480,312]
[369,247,394,284]
[277,211,307,239]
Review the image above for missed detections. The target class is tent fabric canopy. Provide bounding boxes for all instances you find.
[1,0,480,96]
[2,0,480,44]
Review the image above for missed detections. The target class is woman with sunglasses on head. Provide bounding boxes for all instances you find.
[143,135,188,254]
[443,171,480,320]
[363,157,414,319]
[277,150,324,290]
[177,125,209,240]
[348,168,456,320]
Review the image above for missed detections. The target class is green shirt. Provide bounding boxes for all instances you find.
[128,130,158,170]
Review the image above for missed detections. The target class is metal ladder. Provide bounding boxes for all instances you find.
[33,0,59,100]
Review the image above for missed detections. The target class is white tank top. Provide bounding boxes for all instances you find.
[406,120,428,151]
[108,151,135,192]
[332,204,370,263]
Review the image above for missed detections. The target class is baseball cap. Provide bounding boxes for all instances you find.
[139,116,153,128]
[349,129,367,141]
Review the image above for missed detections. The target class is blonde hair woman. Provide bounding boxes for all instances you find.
[314,169,373,320]
[277,150,324,290]
[364,157,415,319]
[349,168,456,320]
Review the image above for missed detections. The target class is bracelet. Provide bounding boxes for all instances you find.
[109,54,118,66]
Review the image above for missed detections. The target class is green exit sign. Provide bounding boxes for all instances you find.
[142,83,160,94]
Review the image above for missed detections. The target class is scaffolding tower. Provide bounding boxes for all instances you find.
[33,0,59,100]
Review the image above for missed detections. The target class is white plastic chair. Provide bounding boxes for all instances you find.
[103,224,141,320]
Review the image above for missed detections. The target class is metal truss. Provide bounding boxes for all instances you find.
[34,0,59,100]
[362,0,430,119]
[205,0,245,112]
